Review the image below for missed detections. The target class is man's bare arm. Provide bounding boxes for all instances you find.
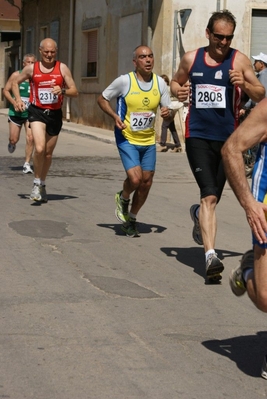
[58,63,78,97]
[11,65,33,112]
[170,50,195,102]
[222,99,267,243]
[229,52,265,103]
[3,71,20,109]
[97,95,126,130]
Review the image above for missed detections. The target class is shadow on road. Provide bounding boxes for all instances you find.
[97,222,167,235]
[17,193,78,202]
[202,331,267,377]
[160,247,243,279]
[10,165,28,171]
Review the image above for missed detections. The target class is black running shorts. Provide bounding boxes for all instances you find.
[28,104,63,136]
[8,115,28,127]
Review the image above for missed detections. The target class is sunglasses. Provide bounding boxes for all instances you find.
[211,32,234,41]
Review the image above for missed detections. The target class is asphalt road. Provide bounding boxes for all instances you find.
[0,114,266,399]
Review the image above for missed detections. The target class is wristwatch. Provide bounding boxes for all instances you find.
[61,88,66,95]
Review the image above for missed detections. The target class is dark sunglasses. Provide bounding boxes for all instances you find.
[211,32,234,41]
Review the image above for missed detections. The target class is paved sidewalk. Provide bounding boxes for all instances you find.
[0,108,115,145]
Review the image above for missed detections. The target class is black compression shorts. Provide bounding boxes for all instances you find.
[186,137,226,203]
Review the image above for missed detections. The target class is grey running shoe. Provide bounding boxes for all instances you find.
[23,163,33,174]
[229,250,254,296]
[206,253,224,282]
[190,204,203,245]
[8,143,16,153]
[115,191,130,223]
[40,185,48,203]
[121,217,140,238]
[30,183,42,201]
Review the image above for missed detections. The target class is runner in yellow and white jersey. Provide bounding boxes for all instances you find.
[98,45,173,237]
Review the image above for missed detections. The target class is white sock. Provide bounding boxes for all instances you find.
[41,180,46,186]
[120,193,130,202]
[205,249,215,261]
[129,212,137,220]
[34,178,41,185]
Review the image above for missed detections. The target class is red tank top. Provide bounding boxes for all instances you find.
[30,61,64,110]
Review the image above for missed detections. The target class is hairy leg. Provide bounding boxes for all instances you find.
[40,133,58,181]
[130,170,154,215]
[122,165,143,199]
[31,121,47,179]
[9,122,21,145]
[24,122,34,163]
[199,195,217,252]
[247,245,267,312]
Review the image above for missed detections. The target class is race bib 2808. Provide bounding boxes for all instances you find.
[196,84,226,109]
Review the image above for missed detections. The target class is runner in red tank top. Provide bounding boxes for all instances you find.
[12,38,78,203]
[30,60,64,110]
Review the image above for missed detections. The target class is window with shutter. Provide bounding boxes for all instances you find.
[250,9,267,58]
[87,30,98,77]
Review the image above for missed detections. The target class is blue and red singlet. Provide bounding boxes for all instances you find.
[186,47,241,141]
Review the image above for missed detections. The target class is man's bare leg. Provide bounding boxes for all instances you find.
[8,121,21,151]
[199,194,224,280]
[40,133,58,181]
[247,246,267,312]
[199,195,217,252]
[31,121,47,179]
[24,123,34,164]
[130,170,154,215]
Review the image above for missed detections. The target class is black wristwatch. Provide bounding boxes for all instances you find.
[61,88,66,95]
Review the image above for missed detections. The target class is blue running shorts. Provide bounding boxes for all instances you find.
[117,141,156,172]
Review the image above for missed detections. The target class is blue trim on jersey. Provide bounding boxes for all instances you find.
[251,144,267,247]
[115,74,131,144]
[252,144,267,202]
[115,96,127,144]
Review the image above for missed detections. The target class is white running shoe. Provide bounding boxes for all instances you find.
[30,184,42,201]
[23,163,33,174]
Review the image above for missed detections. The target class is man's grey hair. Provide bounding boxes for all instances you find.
[133,45,152,60]
[23,53,36,62]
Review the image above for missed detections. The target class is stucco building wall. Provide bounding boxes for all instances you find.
[15,0,267,133]
[0,0,21,108]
